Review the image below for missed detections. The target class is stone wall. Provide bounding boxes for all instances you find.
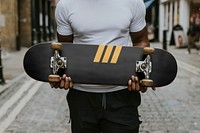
[0,0,19,50]
[19,0,32,47]
[0,0,56,51]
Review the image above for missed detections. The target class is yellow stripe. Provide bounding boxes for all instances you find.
[110,46,122,64]
[102,45,113,63]
[93,45,105,63]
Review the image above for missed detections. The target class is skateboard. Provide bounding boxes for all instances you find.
[23,42,177,88]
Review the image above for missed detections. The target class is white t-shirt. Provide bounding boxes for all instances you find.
[55,0,146,93]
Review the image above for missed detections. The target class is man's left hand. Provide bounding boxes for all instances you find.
[128,75,147,93]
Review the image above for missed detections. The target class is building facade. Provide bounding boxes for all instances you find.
[0,0,19,50]
[159,0,200,44]
[0,0,56,51]
[145,0,159,42]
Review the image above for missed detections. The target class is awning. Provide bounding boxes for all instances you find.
[144,0,155,9]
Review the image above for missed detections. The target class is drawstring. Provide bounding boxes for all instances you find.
[102,93,107,109]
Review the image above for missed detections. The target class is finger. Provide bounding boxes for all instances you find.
[134,77,140,91]
[64,77,69,89]
[131,75,135,81]
[131,82,136,91]
[131,76,136,91]
[60,79,65,89]
[60,75,67,88]
[68,77,73,89]
[128,80,132,91]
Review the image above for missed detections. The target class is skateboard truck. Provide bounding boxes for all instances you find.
[49,43,67,82]
[136,47,155,90]
[136,55,152,79]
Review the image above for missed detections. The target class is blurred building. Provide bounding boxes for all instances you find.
[0,0,56,51]
[144,0,159,42]
[159,0,200,44]
[3,0,197,50]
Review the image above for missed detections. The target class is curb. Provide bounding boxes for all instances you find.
[0,73,26,94]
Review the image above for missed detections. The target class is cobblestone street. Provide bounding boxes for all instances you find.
[1,43,200,133]
[1,0,200,132]
[4,84,71,133]
[139,68,200,132]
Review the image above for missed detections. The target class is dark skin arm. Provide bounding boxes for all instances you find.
[50,33,74,89]
[130,25,149,47]
[52,27,150,92]
[128,26,149,92]
[57,32,74,43]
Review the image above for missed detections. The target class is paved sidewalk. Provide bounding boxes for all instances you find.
[1,47,28,82]
[139,43,200,133]
[1,43,200,133]
[0,47,28,95]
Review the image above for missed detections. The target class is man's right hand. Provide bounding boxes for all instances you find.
[50,74,73,90]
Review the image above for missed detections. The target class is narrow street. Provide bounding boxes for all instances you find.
[1,43,200,133]
[1,0,200,133]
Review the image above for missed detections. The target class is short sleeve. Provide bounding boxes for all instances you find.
[130,0,146,32]
[55,0,73,35]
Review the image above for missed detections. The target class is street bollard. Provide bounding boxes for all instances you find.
[0,39,5,84]
[163,30,167,50]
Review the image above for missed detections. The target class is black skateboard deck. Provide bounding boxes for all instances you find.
[23,42,177,88]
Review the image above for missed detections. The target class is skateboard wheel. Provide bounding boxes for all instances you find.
[51,42,62,50]
[140,79,153,87]
[144,47,155,55]
[48,75,60,82]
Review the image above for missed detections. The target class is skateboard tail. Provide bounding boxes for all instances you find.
[150,48,178,87]
[23,43,53,82]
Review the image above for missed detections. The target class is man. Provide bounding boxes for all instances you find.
[52,0,149,132]
[187,14,200,55]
